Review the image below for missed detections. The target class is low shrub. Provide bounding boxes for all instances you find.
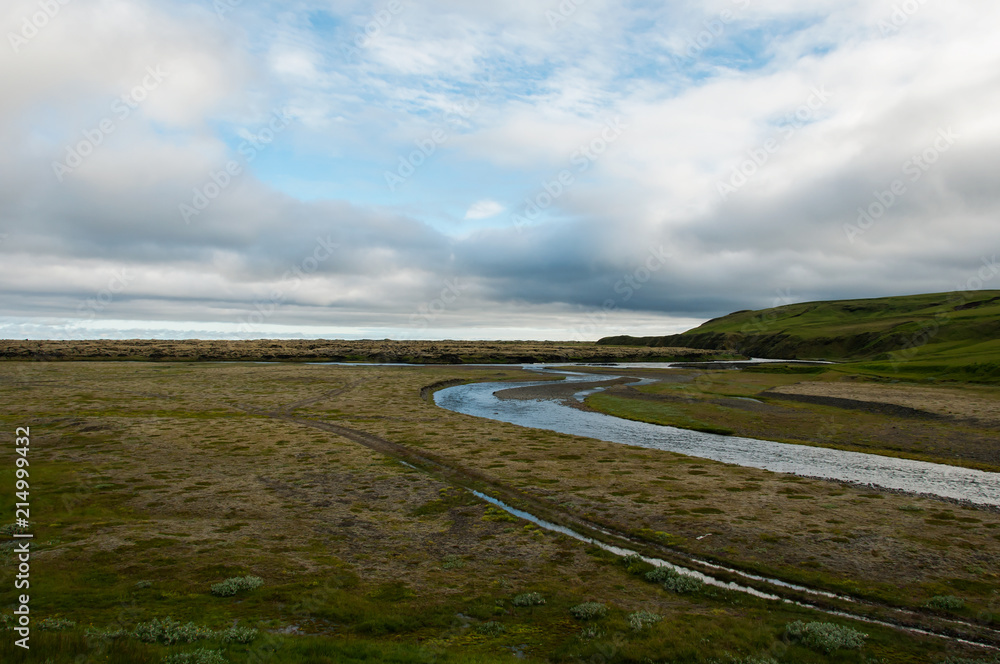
[569,602,607,620]
[134,617,215,645]
[619,553,653,575]
[627,611,661,631]
[476,621,506,636]
[512,592,545,607]
[620,553,644,567]
[785,620,867,653]
[218,625,258,644]
[663,574,704,594]
[441,555,466,570]
[927,595,965,611]
[210,575,264,597]
[644,566,677,583]
[37,617,76,631]
[645,565,703,593]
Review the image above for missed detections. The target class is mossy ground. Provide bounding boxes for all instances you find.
[1,361,997,662]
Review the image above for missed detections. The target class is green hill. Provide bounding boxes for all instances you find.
[598,290,1000,381]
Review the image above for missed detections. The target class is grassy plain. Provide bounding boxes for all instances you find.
[1,361,999,663]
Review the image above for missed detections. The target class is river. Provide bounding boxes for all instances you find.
[434,367,1000,508]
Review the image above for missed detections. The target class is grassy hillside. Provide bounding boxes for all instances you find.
[599,290,1000,381]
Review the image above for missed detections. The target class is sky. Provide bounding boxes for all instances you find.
[1,0,998,341]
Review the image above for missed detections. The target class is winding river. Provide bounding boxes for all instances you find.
[435,367,1000,508]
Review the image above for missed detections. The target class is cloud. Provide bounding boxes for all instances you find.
[463,199,504,220]
[2,0,1000,339]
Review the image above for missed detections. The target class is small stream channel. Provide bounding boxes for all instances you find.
[470,488,998,650]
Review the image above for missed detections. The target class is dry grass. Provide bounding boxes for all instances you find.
[286,364,1000,614]
[770,380,1000,424]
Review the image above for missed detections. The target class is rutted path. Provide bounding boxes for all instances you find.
[277,378,371,415]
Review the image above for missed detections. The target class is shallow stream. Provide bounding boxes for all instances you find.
[435,368,1000,507]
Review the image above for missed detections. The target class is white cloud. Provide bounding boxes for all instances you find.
[463,199,504,220]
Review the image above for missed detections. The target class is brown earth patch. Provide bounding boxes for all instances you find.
[770,381,1000,425]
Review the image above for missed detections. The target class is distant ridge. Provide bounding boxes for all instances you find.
[598,291,1000,379]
